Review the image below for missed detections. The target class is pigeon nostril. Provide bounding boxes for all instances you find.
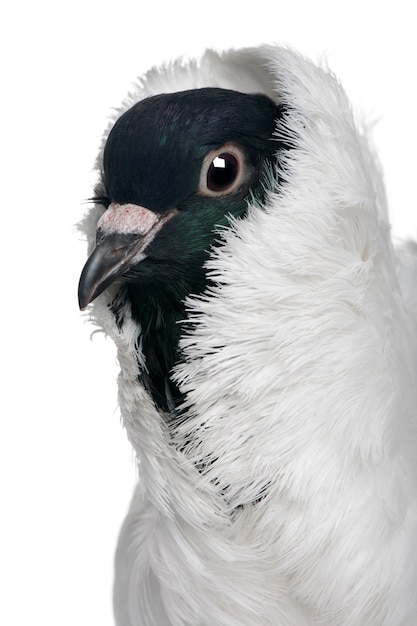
[96,229,105,245]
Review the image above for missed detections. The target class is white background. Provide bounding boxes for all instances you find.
[1,1,416,624]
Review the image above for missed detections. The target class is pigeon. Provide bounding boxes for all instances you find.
[78,46,417,626]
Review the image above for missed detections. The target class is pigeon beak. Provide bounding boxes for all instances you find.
[78,203,176,310]
[78,231,142,310]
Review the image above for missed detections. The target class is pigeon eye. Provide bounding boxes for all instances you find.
[199,144,248,197]
[207,153,239,191]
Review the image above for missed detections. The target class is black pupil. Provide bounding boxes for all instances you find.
[207,153,239,191]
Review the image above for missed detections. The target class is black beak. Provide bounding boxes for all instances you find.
[78,232,146,310]
[78,204,178,310]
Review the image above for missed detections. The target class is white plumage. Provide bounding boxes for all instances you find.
[80,45,417,625]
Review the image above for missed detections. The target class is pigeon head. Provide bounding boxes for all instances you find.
[78,87,282,411]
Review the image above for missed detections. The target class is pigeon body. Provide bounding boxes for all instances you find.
[79,47,417,626]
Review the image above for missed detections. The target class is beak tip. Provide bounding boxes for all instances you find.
[78,280,94,311]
